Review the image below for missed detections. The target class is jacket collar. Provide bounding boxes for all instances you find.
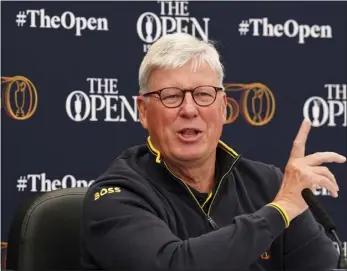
[145,136,240,185]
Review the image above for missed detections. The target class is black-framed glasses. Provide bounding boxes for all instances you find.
[142,85,224,108]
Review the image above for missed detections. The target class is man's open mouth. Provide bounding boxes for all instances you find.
[178,129,202,137]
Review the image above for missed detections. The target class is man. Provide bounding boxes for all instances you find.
[81,33,346,270]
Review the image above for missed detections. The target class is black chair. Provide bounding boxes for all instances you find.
[6,187,88,271]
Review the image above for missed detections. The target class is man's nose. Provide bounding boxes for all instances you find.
[179,92,198,118]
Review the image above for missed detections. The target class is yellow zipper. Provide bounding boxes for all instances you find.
[207,156,240,216]
[163,155,240,229]
[163,161,207,215]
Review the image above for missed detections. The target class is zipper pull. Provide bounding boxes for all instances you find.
[207,216,219,230]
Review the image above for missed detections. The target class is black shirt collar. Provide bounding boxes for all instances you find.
[145,136,241,193]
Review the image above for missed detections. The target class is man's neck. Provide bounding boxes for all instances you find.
[163,151,217,193]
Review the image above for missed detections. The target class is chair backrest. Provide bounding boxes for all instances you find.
[6,187,88,271]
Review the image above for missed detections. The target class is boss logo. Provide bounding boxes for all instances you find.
[94,187,121,200]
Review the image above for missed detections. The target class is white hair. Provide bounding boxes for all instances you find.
[138,33,225,94]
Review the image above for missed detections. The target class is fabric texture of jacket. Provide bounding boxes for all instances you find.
[81,137,339,270]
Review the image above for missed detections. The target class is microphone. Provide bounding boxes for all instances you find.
[302,188,347,270]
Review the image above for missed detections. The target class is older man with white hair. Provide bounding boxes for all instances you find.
[81,33,345,270]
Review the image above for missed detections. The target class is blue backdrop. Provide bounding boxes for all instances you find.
[1,1,346,268]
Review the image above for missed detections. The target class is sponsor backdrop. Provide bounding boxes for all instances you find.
[1,1,347,268]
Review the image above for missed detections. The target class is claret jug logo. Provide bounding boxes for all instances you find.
[137,0,210,53]
[65,77,138,122]
[1,76,38,120]
[303,84,346,127]
[224,83,275,126]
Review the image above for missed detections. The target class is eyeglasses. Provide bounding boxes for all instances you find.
[142,85,224,108]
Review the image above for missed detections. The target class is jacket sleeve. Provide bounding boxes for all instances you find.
[283,210,339,270]
[82,176,287,271]
[272,167,339,270]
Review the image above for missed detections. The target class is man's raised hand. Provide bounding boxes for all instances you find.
[272,119,346,221]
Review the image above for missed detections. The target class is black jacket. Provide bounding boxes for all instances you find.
[81,137,339,270]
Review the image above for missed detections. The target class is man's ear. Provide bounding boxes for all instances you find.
[137,95,148,129]
[221,92,227,123]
